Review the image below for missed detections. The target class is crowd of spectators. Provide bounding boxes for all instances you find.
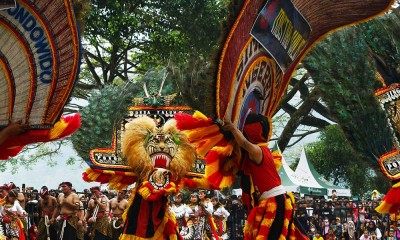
[15,185,400,240]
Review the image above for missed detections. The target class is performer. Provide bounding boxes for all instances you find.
[8,182,28,234]
[186,192,205,240]
[37,186,58,240]
[211,197,230,239]
[109,190,127,240]
[86,186,111,240]
[223,113,308,240]
[71,188,87,240]
[0,189,27,240]
[170,193,189,232]
[198,190,215,239]
[56,181,81,240]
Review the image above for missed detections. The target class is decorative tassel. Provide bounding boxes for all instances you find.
[0,113,81,160]
[175,111,213,130]
[195,134,224,157]
[82,168,137,190]
[182,177,216,190]
[375,181,400,213]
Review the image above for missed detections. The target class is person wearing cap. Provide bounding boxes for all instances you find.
[86,186,111,240]
[109,190,128,240]
[0,189,27,239]
[223,114,308,240]
[37,186,58,240]
[56,181,81,239]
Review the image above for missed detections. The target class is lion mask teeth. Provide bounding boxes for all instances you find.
[151,153,171,169]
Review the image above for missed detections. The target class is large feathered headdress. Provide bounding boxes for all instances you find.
[176,0,394,200]
[0,0,82,158]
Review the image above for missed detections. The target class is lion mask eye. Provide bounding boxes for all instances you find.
[172,134,181,145]
[145,129,152,144]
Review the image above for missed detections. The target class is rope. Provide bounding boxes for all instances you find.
[91,203,99,223]
[59,219,67,240]
[44,215,51,240]
[112,217,122,229]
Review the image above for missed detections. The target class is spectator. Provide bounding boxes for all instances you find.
[360,230,370,240]
[394,221,400,239]
[367,221,382,240]
[325,228,337,240]
[343,221,357,240]
[313,231,324,240]
[387,228,397,240]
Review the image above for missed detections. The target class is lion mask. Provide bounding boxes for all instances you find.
[121,116,196,183]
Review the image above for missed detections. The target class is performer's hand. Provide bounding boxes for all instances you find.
[222,119,236,132]
[5,120,29,135]
[78,220,83,226]
[49,218,55,225]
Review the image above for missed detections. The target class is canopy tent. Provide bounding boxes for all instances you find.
[294,148,352,197]
[273,143,328,196]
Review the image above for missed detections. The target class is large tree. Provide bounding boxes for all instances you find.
[300,8,400,193]
[70,0,229,108]
[305,125,389,196]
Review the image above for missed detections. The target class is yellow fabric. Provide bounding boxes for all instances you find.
[193,111,208,120]
[49,119,67,139]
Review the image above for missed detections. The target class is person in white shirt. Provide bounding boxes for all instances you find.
[0,189,27,239]
[211,197,230,239]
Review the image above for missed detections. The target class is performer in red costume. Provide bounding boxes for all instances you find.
[223,113,308,240]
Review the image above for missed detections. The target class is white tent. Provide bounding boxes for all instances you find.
[274,143,328,196]
[294,148,351,197]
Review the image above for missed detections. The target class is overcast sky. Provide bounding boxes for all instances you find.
[0,142,98,192]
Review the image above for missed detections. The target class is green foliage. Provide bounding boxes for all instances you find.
[83,0,227,75]
[0,141,69,173]
[305,125,390,195]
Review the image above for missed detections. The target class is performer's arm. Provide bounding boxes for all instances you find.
[85,200,93,221]
[14,200,26,216]
[51,198,59,224]
[223,119,262,164]
[0,121,28,145]
[204,202,213,214]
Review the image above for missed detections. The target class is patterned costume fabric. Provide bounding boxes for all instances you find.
[57,215,80,240]
[1,202,26,240]
[241,146,308,240]
[171,204,188,232]
[37,217,57,240]
[110,216,124,240]
[89,214,111,240]
[120,194,181,240]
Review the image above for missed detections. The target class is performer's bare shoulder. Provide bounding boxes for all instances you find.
[58,190,80,215]
[40,195,58,212]
[110,197,128,215]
